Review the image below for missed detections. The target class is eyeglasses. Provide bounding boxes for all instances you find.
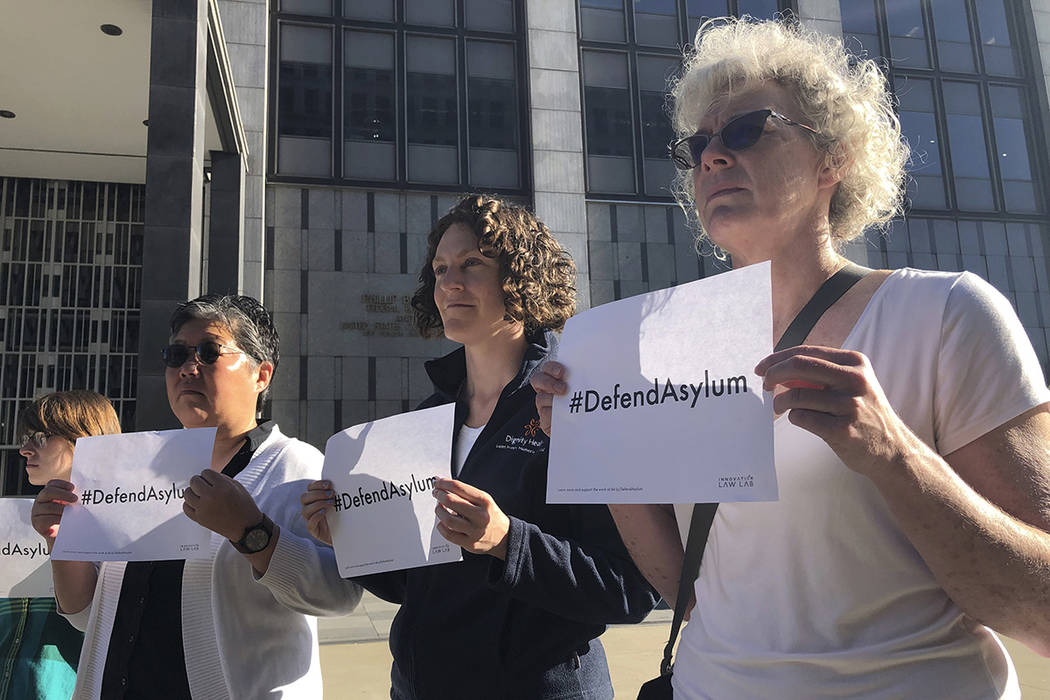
[669,109,821,171]
[161,341,244,368]
[18,432,51,451]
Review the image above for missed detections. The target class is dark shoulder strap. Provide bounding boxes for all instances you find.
[660,502,716,675]
[657,261,871,676]
[774,263,870,352]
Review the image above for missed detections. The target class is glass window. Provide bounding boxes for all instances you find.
[466,0,514,32]
[406,36,459,183]
[344,31,396,180]
[838,0,1046,218]
[583,50,635,193]
[943,81,994,211]
[278,24,333,176]
[894,77,946,209]
[975,1,1018,76]
[840,0,880,59]
[276,2,525,190]
[884,0,929,68]
[687,1,728,42]
[580,0,626,43]
[638,55,678,196]
[343,0,393,22]
[929,0,974,72]
[579,0,793,198]
[989,86,1039,213]
[736,0,779,20]
[634,0,678,48]
[406,0,455,26]
[282,0,332,15]
[467,41,519,188]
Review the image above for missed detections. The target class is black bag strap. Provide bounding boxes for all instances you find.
[774,263,869,352]
[659,502,716,675]
[656,261,871,677]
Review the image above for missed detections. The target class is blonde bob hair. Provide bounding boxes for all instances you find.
[671,16,909,245]
[17,390,121,444]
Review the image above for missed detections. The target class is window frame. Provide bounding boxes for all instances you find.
[578,0,798,202]
[268,0,532,195]
[844,0,1049,222]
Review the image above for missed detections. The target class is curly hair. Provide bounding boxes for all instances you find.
[411,195,577,338]
[670,16,909,245]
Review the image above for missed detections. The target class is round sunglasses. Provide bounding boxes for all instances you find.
[161,341,245,368]
[669,108,820,171]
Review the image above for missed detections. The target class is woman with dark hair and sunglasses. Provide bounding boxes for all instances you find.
[300,195,657,699]
[7,390,120,700]
[533,17,1050,699]
[31,295,361,699]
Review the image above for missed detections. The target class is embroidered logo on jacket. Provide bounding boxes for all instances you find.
[495,420,546,454]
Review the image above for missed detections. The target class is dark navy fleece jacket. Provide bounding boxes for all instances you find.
[357,331,658,700]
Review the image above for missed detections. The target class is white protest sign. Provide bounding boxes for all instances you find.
[51,428,216,562]
[0,498,54,598]
[322,404,460,577]
[548,261,776,504]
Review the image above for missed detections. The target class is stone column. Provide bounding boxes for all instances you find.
[527,0,591,309]
[136,0,209,430]
[208,149,245,293]
[217,0,268,300]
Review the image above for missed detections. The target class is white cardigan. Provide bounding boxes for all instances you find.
[64,425,362,699]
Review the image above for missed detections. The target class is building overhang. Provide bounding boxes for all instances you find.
[0,0,247,185]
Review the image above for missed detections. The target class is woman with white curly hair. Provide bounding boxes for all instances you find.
[533,16,1050,699]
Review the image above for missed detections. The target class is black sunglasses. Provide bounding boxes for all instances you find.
[161,341,244,368]
[669,108,821,170]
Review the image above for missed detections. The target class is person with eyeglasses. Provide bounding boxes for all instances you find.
[32,294,361,700]
[532,17,1050,699]
[299,195,658,699]
[5,391,120,700]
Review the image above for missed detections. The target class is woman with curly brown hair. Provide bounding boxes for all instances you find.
[301,194,657,699]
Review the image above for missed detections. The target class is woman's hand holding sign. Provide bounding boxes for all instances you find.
[300,480,335,545]
[183,469,265,542]
[530,361,569,436]
[32,478,99,617]
[755,345,918,478]
[31,479,78,545]
[432,478,511,560]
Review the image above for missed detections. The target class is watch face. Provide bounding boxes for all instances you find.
[244,527,269,553]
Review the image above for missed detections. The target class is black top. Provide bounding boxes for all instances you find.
[99,421,274,700]
[357,331,658,699]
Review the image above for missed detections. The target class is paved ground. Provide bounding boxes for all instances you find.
[319,592,1050,698]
